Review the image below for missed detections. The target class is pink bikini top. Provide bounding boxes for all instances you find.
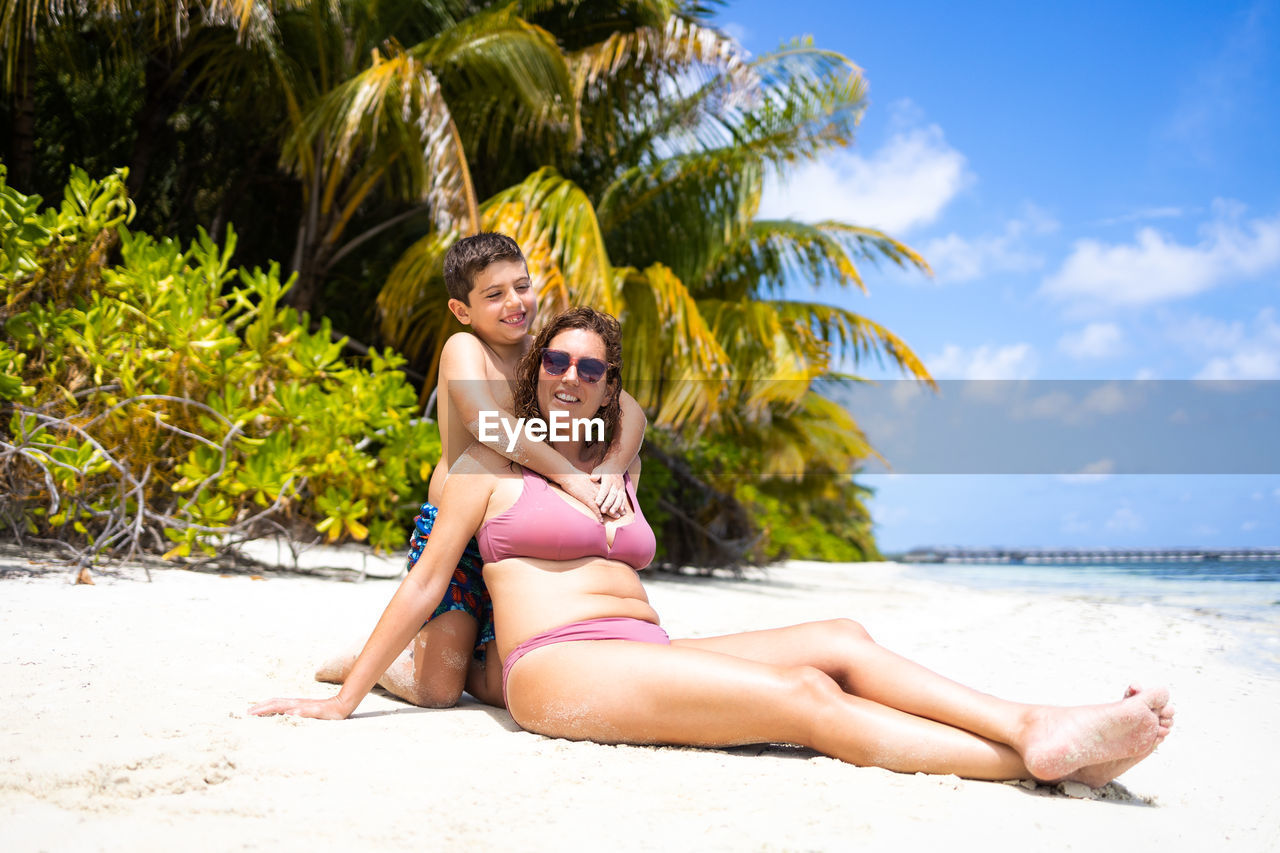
[477,468,656,570]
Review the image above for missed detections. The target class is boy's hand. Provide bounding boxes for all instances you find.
[556,472,605,522]
[591,471,628,518]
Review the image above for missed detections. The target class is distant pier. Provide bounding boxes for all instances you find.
[899,547,1280,564]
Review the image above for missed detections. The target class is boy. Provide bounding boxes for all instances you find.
[317,233,645,707]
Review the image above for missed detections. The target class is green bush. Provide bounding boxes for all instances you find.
[639,429,879,570]
[1,165,438,563]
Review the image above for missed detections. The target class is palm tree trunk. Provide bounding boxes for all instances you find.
[287,151,327,314]
[127,49,179,202]
[9,39,36,190]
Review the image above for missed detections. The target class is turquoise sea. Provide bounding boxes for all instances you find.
[901,558,1280,675]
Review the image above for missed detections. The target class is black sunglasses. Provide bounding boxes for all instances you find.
[540,349,610,384]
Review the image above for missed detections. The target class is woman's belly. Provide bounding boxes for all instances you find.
[483,557,658,661]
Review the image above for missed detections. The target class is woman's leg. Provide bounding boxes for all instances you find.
[673,619,1170,781]
[316,610,478,708]
[505,640,1160,782]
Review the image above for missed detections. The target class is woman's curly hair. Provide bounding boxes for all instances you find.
[513,307,623,462]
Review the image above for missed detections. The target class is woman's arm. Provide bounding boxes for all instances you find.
[441,333,607,520]
[249,453,495,720]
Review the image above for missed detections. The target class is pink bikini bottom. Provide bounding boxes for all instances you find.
[501,616,671,704]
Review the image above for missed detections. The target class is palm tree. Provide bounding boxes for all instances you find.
[6,0,934,564]
[3,1,609,315]
[263,1,586,311]
[377,16,935,565]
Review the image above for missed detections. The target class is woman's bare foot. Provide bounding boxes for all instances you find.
[1064,741,1156,787]
[1124,683,1175,739]
[1060,685,1175,788]
[1017,686,1168,782]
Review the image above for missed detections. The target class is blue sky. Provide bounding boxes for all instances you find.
[715,0,1280,549]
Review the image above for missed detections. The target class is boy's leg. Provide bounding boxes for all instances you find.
[314,608,479,708]
[465,640,505,708]
[390,611,479,707]
[316,500,487,708]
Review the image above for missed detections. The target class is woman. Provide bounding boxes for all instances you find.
[252,308,1173,784]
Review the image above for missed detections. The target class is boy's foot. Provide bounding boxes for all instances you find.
[315,648,359,684]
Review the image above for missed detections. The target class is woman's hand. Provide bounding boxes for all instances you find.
[249,695,349,720]
[591,470,627,518]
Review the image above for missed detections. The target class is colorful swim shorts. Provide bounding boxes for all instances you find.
[406,501,495,653]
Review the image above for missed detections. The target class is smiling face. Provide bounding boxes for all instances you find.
[514,307,624,452]
[537,328,613,422]
[447,258,536,347]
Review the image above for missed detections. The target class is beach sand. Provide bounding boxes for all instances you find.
[2,551,1277,851]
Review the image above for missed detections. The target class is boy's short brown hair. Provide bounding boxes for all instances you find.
[443,232,527,303]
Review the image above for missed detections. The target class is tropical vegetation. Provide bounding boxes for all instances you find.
[1,166,440,566]
[2,0,933,568]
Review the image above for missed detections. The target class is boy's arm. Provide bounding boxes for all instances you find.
[590,390,647,518]
[249,452,492,720]
[441,333,607,521]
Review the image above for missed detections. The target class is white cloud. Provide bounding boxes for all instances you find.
[1059,322,1125,359]
[1011,382,1132,424]
[1061,511,1092,534]
[1192,308,1280,380]
[921,208,1055,283]
[1020,390,1074,419]
[926,343,1037,380]
[1080,382,1131,415]
[1094,207,1187,227]
[1162,4,1268,163]
[720,21,750,47]
[1059,459,1116,484]
[1105,506,1145,532]
[760,117,971,234]
[1166,311,1247,351]
[1041,202,1280,307]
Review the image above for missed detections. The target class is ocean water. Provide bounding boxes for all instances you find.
[900,559,1280,675]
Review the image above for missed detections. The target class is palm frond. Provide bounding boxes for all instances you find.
[597,150,763,284]
[518,0,686,48]
[720,390,877,481]
[1,0,285,89]
[702,219,931,300]
[413,2,574,128]
[595,41,870,284]
[376,228,459,370]
[481,166,617,315]
[617,262,729,427]
[378,166,616,379]
[280,46,477,233]
[646,38,867,167]
[770,300,935,383]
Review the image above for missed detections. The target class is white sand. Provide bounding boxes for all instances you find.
[2,552,1277,851]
